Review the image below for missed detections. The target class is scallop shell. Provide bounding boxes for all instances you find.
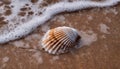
[41,26,81,55]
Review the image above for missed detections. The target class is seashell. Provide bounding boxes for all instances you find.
[41,26,81,55]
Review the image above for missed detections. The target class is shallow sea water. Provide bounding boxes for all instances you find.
[0,0,120,69]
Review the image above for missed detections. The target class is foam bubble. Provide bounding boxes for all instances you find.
[99,23,110,34]
[2,56,10,63]
[41,24,50,32]
[32,51,43,64]
[79,30,97,46]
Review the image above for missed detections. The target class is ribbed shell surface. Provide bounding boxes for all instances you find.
[41,26,80,55]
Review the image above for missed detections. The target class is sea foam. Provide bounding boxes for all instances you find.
[0,0,119,44]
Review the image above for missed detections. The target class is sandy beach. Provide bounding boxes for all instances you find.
[0,0,120,69]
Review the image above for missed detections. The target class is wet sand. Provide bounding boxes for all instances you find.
[0,0,120,69]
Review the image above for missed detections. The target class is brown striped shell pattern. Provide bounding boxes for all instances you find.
[41,26,81,55]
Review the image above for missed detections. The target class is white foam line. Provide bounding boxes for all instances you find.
[0,0,119,44]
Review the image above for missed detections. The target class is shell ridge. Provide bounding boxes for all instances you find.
[51,35,68,54]
[47,29,67,54]
[54,37,68,52]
